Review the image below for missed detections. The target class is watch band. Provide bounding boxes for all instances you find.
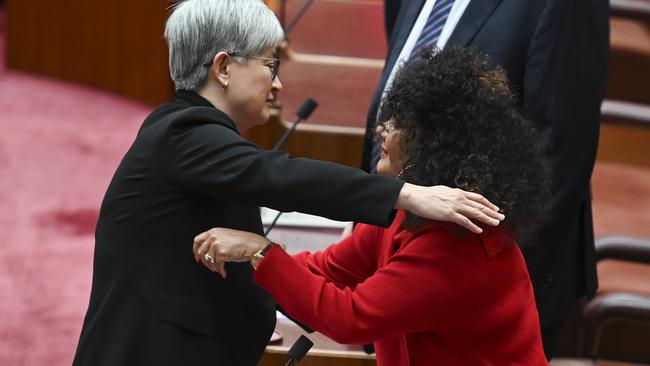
[251,242,275,269]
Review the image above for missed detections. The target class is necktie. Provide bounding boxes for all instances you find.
[408,0,456,61]
[370,0,456,174]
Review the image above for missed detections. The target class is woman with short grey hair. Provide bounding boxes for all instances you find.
[165,0,284,91]
[71,1,503,365]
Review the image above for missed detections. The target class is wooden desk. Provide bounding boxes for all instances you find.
[258,317,376,366]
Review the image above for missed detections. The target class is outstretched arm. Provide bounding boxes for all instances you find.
[169,120,503,232]
[194,224,383,284]
[193,226,466,344]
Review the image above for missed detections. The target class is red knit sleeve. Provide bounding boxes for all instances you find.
[254,228,481,345]
[290,223,382,289]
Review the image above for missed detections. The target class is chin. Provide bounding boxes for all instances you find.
[257,114,270,127]
[258,107,271,124]
[376,163,390,177]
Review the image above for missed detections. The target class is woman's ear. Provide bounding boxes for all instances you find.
[209,52,232,89]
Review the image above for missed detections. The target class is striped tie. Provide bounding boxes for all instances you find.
[408,0,456,62]
[370,0,456,174]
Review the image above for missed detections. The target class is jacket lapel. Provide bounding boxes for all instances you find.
[369,0,427,119]
[447,0,502,46]
[384,0,427,75]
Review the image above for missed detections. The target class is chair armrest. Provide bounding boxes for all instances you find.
[581,292,650,363]
[611,0,650,19]
[595,236,650,264]
[601,100,650,126]
[584,292,650,324]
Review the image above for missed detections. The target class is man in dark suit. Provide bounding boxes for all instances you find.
[362,0,609,358]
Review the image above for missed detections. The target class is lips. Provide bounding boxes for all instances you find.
[380,145,388,158]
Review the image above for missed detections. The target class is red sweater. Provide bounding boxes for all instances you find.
[254,211,548,366]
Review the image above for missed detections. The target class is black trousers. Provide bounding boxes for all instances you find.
[541,320,566,360]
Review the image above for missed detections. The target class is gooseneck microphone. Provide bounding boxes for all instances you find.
[283,335,314,366]
[284,0,317,35]
[273,98,318,150]
[264,98,318,237]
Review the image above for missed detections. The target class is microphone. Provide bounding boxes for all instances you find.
[284,0,317,35]
[273,98,318,150]
[283,335,313,366]
[264,98,318,237]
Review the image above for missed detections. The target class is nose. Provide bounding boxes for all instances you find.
[272,76,283,91]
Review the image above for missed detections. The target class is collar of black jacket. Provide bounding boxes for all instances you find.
[175,89,214,108]
[175,89,239,133]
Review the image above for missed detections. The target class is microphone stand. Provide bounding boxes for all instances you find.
[279,0,287,29]
[284,0,316,35]
[264,98,318,238]
[283,335,314,366]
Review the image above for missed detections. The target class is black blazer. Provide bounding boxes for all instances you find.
[72,91,403,366]
[362,0,609,327]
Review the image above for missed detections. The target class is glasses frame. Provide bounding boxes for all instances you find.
[203,52,281,81]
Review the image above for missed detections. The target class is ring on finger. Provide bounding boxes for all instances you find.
[204,253,215,264]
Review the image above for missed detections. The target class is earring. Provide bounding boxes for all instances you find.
[222,82,229,91]
[396,164,415,179]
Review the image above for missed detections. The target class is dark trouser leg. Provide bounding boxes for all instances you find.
[541,320,565,360]
[541,299,586,361]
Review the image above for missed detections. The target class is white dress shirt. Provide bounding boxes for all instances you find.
[382,0,472,100]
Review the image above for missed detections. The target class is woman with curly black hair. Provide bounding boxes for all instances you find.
[192,46,550,365]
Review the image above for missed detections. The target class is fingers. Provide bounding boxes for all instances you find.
[193,229,212,258]
[194,235,213,258]
[193,230,211,249]
[459,204,500,227]
[449,188,506,232]
[464,191,500,213]
[192,228,267,277]
[452,213,483,234]
[214,262,227,279]
[456,189,505,226]
[475,204,505,222]
[199,251,217,272]
[195,236,219,273]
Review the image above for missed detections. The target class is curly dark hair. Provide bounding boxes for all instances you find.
[380,46,550,242]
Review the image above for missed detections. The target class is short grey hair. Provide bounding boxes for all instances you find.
[164,0,285,91]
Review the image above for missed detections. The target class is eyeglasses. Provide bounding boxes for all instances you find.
[203,53,281,81]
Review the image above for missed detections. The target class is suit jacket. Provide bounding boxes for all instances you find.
[362,0,609,327]
[72,90,403,366]
[255,211,548,365]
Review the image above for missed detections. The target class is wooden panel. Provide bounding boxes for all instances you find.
[258,317,376,366]
[242,111,365,168]
[597,121,650,168]
[608,16,650,104]
[6,0,173,105]
[247,110,650,171]
[259,353,376,366]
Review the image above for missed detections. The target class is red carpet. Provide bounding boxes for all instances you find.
[0,9,150,364]
[1,5,650,366]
